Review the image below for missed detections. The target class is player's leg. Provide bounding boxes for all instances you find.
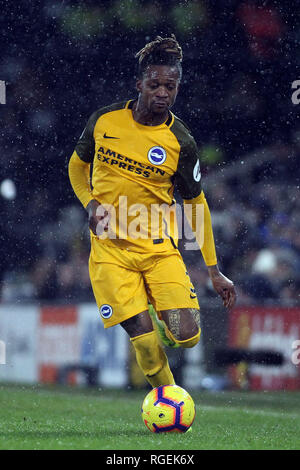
[144,251,201,349]
[159,307,200,348]
[89,241,174,387]
[120,309,153,337]
[148,303,180,348]
[121,311,175,387]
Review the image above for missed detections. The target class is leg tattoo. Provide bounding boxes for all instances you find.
[168,309,181,340]
[162,308,200,341]
[190,308,200,329]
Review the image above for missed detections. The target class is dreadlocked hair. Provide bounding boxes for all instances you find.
[135,34,183,79]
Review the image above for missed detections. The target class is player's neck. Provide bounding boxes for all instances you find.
[132,100,168,126]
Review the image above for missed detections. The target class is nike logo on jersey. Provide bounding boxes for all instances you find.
[103,133,119,139]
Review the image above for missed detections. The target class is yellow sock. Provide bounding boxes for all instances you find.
[130,330,175,388]
[166,328,201,349]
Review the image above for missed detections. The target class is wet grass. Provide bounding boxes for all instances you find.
[1,383,300,450]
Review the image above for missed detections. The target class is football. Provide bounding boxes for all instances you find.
[141,385,196,433]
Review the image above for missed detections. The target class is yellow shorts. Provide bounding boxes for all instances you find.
[89,240,199,328]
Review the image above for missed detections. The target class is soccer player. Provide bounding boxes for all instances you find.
[68,35,236,388]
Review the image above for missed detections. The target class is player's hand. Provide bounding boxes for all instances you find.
[207,265,237,309]
[86,199,110,236]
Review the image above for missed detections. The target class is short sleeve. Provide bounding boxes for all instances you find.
[74,112,97,163]
[173,128,202,200]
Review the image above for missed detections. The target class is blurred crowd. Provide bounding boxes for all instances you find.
[0,0,299,305]
[184,141,300,306]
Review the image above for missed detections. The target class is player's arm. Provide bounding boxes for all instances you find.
[183,191,236,308]
[175,132,236,309]
[183,190,217,266]
[68,151,93,208]
[174,131,216,264]
[68,113,108,235]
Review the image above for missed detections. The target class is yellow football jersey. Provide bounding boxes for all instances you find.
[74,99,202,253]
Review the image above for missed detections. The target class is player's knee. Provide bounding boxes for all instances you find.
[176,328,201,348]
[164,308,201,348]
[170,327,201,348]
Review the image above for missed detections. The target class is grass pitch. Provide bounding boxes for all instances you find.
[1,383,300,450]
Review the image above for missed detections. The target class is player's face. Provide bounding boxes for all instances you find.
[136,65,180,115]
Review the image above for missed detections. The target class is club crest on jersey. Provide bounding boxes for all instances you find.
[100,304,113,319]
[147,146,167,166]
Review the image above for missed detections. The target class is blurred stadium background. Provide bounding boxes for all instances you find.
[0,0,299,392]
